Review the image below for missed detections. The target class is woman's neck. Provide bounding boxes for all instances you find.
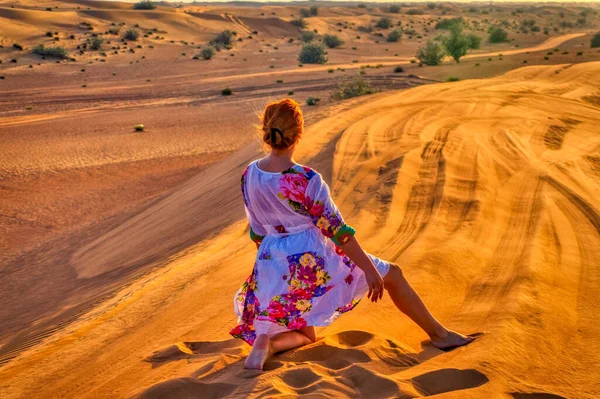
[258,149,297,172]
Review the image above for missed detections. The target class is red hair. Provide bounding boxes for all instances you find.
[259,98,304,150]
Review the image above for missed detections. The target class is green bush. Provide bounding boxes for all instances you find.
[133,0,156,10]
[300,30,316,43]
[376,17,393,29]
[298,43,327,64]
[323,34,344,48]
[332,76,373,100]
[310,6,318,16]
[200,47,215,60]
[406,9,424,15]
[306,97,320,106]
[291,18,308,28]
[387,29,402,42]
[388,5,401,13]
[88,37,103,50]
[435,18,462,30]
[32,44,68,58]
[416,39,445,65]
[13,43,23,50]
[591,32,600,48]
[358,25,373,33]
[488,27,508,43]
[107,27,120,35]
[124,29,139,41]
[394,66,404,73]
[466,34,481,49]
[442,25,472,63]
[221,88,232,96]
[447,76,460,82]
[214,30,233,46]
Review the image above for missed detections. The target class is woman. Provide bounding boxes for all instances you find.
[230,98,473,370]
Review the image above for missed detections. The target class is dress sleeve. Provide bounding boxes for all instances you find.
[304,172,356,246]
[241,166,266,245]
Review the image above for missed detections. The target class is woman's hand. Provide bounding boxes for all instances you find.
[365,268,384,302]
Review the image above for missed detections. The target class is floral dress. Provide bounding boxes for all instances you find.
[230,160,390,345]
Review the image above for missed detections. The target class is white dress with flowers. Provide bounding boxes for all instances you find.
[230,160,390,345]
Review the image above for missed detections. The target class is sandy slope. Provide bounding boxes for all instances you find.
[0,61,599,398]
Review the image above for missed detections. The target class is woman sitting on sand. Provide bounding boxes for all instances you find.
[230,98,473,370]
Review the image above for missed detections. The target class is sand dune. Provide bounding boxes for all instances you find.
[0,60,599,398]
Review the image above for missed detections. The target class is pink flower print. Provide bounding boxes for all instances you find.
[288,317,307,330]
[297,265,317,284]
[345,274,354,285]
[279,173,308,203]
[267,301,286,319]
[290,288,311,300]
[308,200,324,217]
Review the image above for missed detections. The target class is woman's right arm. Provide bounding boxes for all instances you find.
[303,172,384,302]
[338,236,384,302]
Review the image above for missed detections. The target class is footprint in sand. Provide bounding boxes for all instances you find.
[139,330,489,398]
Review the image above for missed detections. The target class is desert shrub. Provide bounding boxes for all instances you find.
[13,43,23,50]
[387,29,402,42]
[406,9,424,15]
[435,17,462,30]
[416,39,445,65]
[200,47,215,59]
[134,124,145,131]
[300,30,316,42]
[591,32,600,48]
[488,27,508,43]
[133,0,156,10]
[46,31,53,37]
[108,27,120,35]
[306,97,320,106]
[447,76,460,82]
[332,76,373,100]
[309,6,318,16]
[323,34,344,48]
[404,28,417,35]
[388,5,401,13]
[32,44,68,58]
[291,18,308,28]
[442,25,471,63]
[466,33,481,49]
[298,43,327,64]
[376,17,393,29]
[560,21,574,29]
[124,29,139,41]
[300,8,311,18]
[357,3,366,8]
[221,88,232,96]
[214,30,233,46]
[88,37,103,50]
[394,66,404,73]
[427,2,436,9]
[358,25,373,33]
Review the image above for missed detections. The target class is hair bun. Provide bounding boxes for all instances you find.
[259,98,304,149]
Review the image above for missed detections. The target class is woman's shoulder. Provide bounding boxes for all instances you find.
[288,163,322,182]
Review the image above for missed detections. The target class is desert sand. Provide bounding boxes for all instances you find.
[1,1,600,398]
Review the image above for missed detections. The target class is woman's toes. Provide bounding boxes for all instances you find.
[431,330,474,350]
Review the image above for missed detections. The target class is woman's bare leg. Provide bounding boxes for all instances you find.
[244,326,316,370]
[383,263,473,349]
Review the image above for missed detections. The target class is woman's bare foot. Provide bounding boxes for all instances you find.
[430,329,475,350]
[244,334,271,370]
